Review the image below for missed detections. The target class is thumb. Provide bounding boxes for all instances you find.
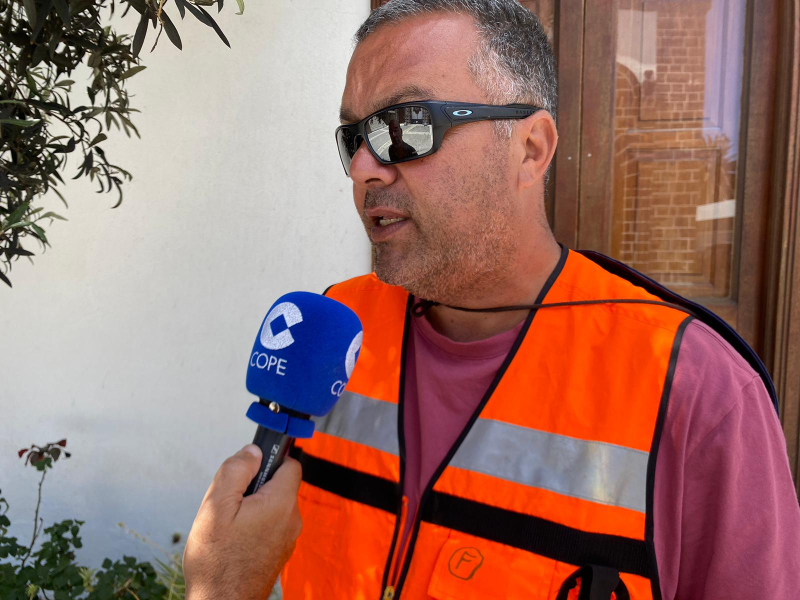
[203,445,263,508]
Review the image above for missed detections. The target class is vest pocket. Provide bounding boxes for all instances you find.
[427,532,557,600]
[287,481,399,598]
[283,484,345,595]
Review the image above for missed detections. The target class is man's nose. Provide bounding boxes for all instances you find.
[349,140,398,187]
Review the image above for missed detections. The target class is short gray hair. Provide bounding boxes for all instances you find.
[354,0,558,134]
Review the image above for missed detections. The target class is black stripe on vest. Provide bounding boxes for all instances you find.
[645,315,694,599]
[291,448,651,578]
[291,446,398,512]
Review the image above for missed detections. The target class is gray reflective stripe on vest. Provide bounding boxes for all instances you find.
[313,391,400,456]
[452,419,648,513]
[315,392,648,513]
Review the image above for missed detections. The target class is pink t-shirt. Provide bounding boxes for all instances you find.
[401,315,800,599]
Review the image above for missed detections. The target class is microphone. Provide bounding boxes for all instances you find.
[243,291,363,496]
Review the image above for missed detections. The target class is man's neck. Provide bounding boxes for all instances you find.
[424,240,563,343]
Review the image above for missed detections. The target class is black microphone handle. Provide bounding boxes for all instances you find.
[244,425,292,496]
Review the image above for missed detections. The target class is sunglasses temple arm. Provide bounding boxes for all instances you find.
[442,105,541,125]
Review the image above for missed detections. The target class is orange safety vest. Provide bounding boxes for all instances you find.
[283,247,692,600]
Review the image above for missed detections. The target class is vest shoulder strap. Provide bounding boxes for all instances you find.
[579,249,779,415]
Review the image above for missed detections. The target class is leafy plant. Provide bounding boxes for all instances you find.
[16,439,72,568]
[1,439,285,599]
[0,0,244,287]
[117,524,185,600]
[0,439,171,599]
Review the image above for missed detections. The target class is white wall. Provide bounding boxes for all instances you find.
[0,0,371,567]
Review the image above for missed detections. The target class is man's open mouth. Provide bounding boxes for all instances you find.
[376,217,408,226]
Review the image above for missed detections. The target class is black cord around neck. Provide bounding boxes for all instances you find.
[411,298,695,318]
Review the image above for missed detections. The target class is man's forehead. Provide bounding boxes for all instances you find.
[339,13,481,124]
[339,84,439,124]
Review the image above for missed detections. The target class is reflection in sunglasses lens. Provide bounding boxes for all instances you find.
[366,106,434,162]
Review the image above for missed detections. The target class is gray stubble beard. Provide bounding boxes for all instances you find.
[365,150,519,305]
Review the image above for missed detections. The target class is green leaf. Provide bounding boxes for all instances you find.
[22,0,37,27]
[25,71,38,94]
[31,0,55,40]
[31,42,49,67]
[88,133,107,147]
[39,212,67,221]
[31,224,48,243]
[119,116,140,139]
[53,187,69,209]
[54,80,75,88]
[119,65,147,81]
[5,202,31,226]
[235,0,244,15]
[132,11,148,57]
[103,112,121,132]
[53,0,70,25]
[183,3,230,48]
[27,98,70,115]
[161,11,182,50]
[175,0,187,19]
[6,221,34,230]
[0,119,38,127]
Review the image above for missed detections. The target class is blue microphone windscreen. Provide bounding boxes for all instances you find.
[246,292,363,416]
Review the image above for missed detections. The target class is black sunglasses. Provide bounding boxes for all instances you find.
[335,100,542,176]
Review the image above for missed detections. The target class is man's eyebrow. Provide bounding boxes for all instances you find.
[339,85,437,124]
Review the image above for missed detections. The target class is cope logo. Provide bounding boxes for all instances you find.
[250,302,303,377]
[260,302,303,350]
[331,331,363,397]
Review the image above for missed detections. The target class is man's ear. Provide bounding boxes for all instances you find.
[516,110,558,191]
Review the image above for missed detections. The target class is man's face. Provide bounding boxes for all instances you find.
[388,120,403,145]
[340,14,522,302]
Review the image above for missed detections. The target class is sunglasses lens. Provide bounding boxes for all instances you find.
[366,105,434,162]
[336,127,357,175]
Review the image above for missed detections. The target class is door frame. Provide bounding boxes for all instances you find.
[763,0,800,493]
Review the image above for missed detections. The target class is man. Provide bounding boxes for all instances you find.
[388,119,419,161]
[183,1,800,598]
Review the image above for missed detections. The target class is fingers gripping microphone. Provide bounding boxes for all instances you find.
[243,292,363,496]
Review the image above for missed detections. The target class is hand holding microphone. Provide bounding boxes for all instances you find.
[184,292,363,600]
[183,445,302,600]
